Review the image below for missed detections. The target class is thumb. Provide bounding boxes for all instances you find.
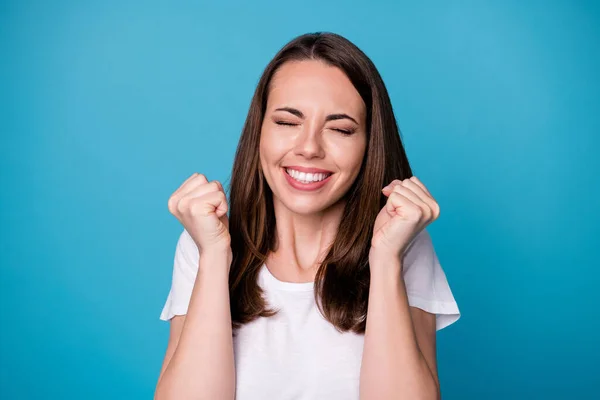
[214,181,229,219]
[386,194,402,218]
[200,191,229,218]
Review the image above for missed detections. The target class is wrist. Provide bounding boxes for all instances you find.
[199,249,233,274]
[368,252,403,276]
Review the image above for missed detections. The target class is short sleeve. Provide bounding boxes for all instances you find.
[401,229,461,331]
[159,229,200,321]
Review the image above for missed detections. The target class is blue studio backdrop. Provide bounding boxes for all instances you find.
[1,1,598,399]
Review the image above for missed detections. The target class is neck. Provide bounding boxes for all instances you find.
[266,198,345,283]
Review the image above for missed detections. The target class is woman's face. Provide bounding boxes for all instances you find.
[259,60,367,216]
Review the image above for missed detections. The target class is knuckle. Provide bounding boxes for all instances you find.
[177,197,189,214]
[189,200,202,217]
[167,196,177,213]
[423,206,432,219]
[409,211,422,221]
[389,192,401,202]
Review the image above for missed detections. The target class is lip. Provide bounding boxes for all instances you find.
[283,165,334,174]
[283,167,332,191]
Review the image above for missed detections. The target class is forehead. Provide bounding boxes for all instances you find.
[267,60,366,121]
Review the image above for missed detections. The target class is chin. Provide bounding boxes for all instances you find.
[286,202,327,216]
[276,196,330,216]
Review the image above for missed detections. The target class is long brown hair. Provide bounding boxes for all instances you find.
[227,32,413,334]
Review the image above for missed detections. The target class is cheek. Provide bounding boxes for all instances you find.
[259,130,275,166]
[332,137,367,174]
[260,128,291,161]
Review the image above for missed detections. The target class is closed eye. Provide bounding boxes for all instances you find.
[275,121,298,127]
[332,128,353,135]
[275,121,355,135]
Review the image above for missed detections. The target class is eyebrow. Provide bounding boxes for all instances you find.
[274,107,359,125]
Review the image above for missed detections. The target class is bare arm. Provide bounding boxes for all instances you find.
[155,251,235,400]
[359,258,440,400]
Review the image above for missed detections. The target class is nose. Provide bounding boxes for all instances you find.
[294,124,325,159]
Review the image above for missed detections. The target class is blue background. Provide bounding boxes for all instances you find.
[1,1,598,399]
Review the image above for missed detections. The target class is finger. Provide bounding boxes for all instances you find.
[382,179,402,192]
[403,178,439,219]
[214,180,226,193]
[409,176,433,198]
[173,172,199,194]
[391,184,430,213]
[381,179,418,200]
[383,178,434,208]
[169,173,200,213]
[188,190,229,218]
[387,185,431,221]
[382,177,439,220]
[173,173,210,198]
[401,179,432,204]
[177,181,224,210]
[386,191,422,218]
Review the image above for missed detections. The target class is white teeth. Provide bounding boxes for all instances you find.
[285,168,330,183]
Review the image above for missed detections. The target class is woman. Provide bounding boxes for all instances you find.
[155,32,460,400]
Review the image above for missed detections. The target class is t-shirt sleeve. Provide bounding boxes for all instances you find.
[401,229,461,331]
[159,228,200,321]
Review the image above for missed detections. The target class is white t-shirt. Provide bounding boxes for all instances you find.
[160,228,460,400]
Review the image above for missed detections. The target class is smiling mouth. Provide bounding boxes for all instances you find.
[284,168,333,184]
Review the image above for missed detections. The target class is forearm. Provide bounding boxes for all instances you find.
[359,258,439,400]
[156,251,235,400]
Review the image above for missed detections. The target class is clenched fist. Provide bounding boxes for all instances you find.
[167,173,231,255]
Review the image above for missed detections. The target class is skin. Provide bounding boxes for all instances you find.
[259,59,367,283]
[260,60,441,399]
[362,177,441,399]
[156,59,441,400]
